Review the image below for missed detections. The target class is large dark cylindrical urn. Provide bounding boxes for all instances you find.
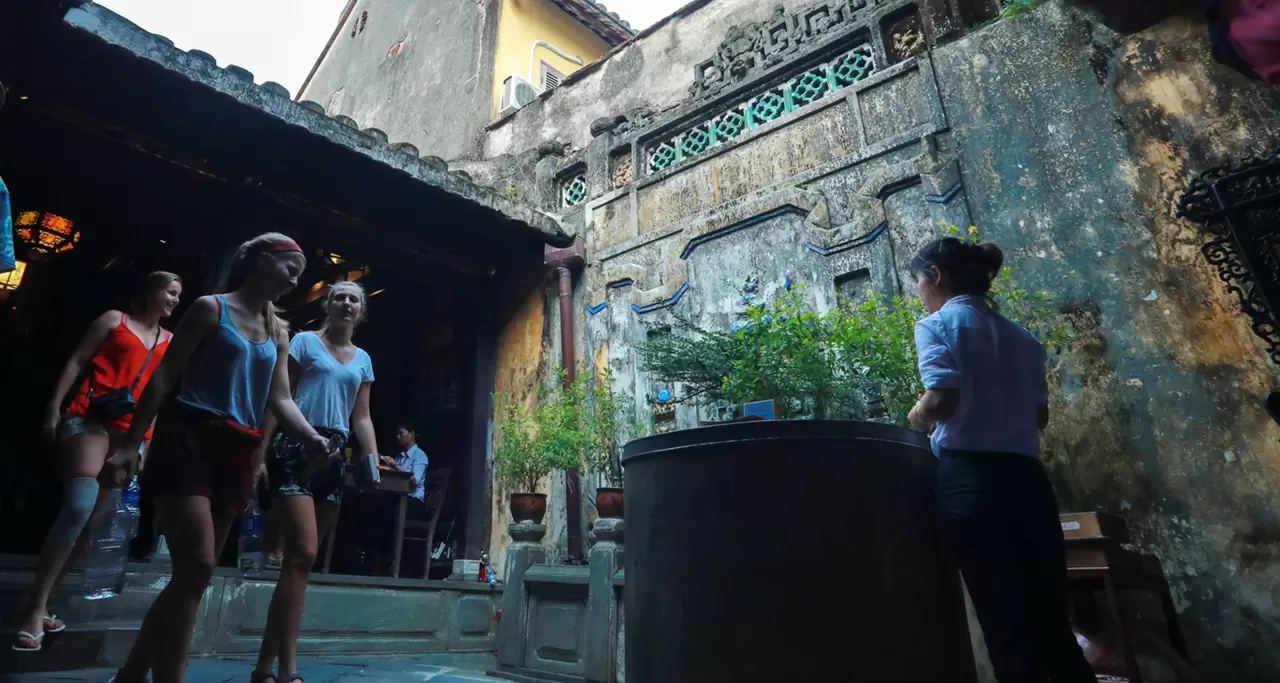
[622,420,975,683]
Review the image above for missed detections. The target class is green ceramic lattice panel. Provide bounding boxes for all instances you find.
[749,92,788,126]
[789,68,831,107]
[713,108,748,141]
[680,125,713,157]
[644,44,877,176]
[832,47,875,88]
[648,142,679,173]
[562,174,586,207]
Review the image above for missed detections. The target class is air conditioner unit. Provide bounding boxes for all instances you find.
[499,75,540,118]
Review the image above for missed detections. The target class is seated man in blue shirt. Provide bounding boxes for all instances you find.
[383,423,429,518]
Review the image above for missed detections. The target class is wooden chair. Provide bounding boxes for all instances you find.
[399,467,452,579]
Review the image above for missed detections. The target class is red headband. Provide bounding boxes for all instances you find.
[266,240,303,254]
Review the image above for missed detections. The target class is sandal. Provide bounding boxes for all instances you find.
[286,675,304,683]
[12,630,44,652]
[250,671,277,683]
[43,615,66,634]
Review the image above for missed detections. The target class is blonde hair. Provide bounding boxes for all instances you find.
[218,232,304,340]
[320,280,368,333]
[132,270,182,315]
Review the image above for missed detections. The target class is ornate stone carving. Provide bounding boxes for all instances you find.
[687,0,876,101]
[611,151,634,188]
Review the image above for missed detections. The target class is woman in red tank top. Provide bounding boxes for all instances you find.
[11,272,182,653]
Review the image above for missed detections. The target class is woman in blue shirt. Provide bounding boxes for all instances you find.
[252,281,378,683]
[907,237,1095,683]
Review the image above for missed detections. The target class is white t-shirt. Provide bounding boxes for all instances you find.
[290,331,374,436]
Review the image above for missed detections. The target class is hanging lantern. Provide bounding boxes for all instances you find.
[15,211,80,257]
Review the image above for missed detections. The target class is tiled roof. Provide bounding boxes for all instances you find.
[59,2,568,246]
[549,0,636,47]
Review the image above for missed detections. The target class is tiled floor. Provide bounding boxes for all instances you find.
[2,653,502,683]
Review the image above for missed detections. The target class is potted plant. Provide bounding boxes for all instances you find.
[494,370,586,524]
[624,225,1075,683]
[582,370,643,519]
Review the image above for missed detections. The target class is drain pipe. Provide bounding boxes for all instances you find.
[529,40,584,85]
[544,238,586,560]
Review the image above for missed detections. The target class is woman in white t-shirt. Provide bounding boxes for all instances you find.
[251,281,377,683]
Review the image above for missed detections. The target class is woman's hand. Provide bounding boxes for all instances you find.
[304,432,334,458]
[104,443,141,487]
[907,403,931,433]
[42,407,61,443]
[254,461,269,493]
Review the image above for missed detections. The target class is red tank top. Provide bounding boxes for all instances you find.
[66,313,172,439]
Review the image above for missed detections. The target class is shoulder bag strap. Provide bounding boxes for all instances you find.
[129,324,163,393]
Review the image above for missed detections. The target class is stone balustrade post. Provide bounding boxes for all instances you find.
[496,521,547,668]
[584,517,624,682]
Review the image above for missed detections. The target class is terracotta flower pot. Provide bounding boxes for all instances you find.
[509,492,548,524]
[596,486,624,519]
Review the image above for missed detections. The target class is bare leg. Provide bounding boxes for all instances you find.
[116,496,233,683]
[14,432,110,644]
[255,496,319,678]
[264,505,284,564]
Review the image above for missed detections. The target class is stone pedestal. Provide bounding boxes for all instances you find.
[584,518,624,682]
[497,521,547,668]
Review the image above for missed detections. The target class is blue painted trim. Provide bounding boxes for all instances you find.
[633,282,689,314]
[806,221,887,257]
[586,302,608,315]
[924,182,963,204]
[606,279,634,289]
[680,206,805,260]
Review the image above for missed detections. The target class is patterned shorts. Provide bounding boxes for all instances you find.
[266,426,347,505]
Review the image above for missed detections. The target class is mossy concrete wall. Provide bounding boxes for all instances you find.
[468,2,1280,679]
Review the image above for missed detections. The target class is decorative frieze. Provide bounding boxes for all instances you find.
[688,1,879,101]
[648,44,876,175]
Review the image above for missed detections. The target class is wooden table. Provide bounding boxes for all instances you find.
[321,468,412,577]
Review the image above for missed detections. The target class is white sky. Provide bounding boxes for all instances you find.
[96,0,691,96]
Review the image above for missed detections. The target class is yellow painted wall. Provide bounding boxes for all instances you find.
[491,0,611,118]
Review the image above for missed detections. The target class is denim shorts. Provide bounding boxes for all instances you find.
[58,414,115,442]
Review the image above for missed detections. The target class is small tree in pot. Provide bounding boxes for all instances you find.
[582,370,647,519]
[494,369,586,524]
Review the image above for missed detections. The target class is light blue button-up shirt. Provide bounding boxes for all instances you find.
[914,295,1048,458]
[396,444,429,501]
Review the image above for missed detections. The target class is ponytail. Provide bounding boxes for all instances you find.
[910,237,1005,298]
[220,232,302,339]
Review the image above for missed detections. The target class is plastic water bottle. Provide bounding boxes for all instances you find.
[83,478,141,600]
[238,498,265,575]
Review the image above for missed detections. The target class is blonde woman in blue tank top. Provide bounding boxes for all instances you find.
[252,281,379,683]
[105,233,331,683]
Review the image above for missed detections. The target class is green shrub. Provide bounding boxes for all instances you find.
[638,224,1073,426]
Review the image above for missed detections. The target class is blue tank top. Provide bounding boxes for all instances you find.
[175,296,278,428]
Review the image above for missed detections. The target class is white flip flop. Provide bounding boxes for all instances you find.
[11,630,44,652]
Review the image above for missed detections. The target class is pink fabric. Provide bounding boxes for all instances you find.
[1224,0,1280,84]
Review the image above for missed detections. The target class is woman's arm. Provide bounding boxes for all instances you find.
[106,297,220,481]
[909,320,962,430]
[252,358,298,466]
[44,311,120,436]
[266,332,326,451]
[349,382,378,459]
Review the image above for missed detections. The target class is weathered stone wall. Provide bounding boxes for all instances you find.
[933,8,1280,680]
[471,1,1280,680]
[483,0,967,160]
[298,0,502,161]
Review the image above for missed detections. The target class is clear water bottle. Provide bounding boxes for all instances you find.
[83,478,141,600]
[238,498,264,575]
